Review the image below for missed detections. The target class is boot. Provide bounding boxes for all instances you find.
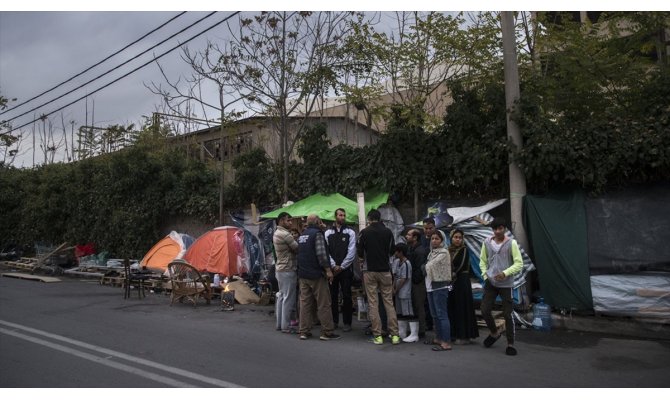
[403,321,419,343]
[398,320,409,339]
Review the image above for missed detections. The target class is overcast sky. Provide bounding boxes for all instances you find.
[1,11,244,167]
[0,2,653,167]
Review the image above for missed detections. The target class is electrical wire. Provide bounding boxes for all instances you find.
[0,11,187,116]
[1,11,240,135]
[2,11,217,125]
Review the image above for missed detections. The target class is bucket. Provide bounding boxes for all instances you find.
[532,297,551,332]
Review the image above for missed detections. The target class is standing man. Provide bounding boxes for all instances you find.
[421,217,437,248]
[357,209,400,345]
[296,214,341,341]
[421,217,438,332]
[272,212,299,333]
[405,228,428,339]
[479,218,523,356]
[324,208,357,332]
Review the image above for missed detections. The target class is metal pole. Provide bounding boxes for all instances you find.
[501,11,529,250]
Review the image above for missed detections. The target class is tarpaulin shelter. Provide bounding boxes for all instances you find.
[261,193,358,223]
[408,199,535,307]
[260,190,390,224]
[140,231,195,272]
[524,183,670,318]
[183,226,250,277]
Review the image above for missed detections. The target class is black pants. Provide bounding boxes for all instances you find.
[480,281,515,345]
[329,267,353,326]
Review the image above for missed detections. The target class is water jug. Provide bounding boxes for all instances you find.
[532,297,551,332]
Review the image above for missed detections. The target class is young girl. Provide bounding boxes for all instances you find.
[392,243,418,342]
[425,231,453,351]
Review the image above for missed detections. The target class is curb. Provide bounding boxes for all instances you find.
[549,313,670,340]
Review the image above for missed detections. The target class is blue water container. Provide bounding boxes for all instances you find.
[532,297,551,332]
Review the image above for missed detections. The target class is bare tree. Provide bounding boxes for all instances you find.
[147,42,246,225]
[220,11,359,203]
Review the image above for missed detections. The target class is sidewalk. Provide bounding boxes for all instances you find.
[549,312,670,340]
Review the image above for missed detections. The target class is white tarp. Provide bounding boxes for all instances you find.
[448,199,507,225]
[591,273,670,319]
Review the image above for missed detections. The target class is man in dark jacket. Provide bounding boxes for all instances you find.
[297,214,340,341]
[324,208,357,332]
[357,209,399,345]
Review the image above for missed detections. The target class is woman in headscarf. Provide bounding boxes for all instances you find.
[423,230,453,351]
[447,229,479,344]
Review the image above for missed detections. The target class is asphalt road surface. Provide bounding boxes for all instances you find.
[1,273,669,388]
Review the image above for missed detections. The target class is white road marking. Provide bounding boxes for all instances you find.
[0,319,243,388]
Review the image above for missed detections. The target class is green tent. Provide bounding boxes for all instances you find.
[261,190,389,224]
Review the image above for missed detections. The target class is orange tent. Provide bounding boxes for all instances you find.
[140,231,195,272]
[183,226,249,277]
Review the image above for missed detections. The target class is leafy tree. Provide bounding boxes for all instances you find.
[1,92,20,166]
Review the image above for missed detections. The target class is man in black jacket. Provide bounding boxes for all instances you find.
[324,208,357,332]
[406,228,428,338]
[357,209,399,345]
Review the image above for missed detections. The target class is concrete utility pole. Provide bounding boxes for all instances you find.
[501,11,529,250]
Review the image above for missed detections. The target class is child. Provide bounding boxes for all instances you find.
[392,243,419,342]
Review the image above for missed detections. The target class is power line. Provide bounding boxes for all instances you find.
[0,12,187,117]
[2,11,218,125]
[1,11,241,135]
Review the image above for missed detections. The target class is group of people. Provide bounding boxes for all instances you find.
[272,207,524,356]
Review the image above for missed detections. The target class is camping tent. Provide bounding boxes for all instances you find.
[184,226,250,277]
[140,231,195,272]
[260,190,390,223]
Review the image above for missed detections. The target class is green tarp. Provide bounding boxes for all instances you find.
[524,191,594,310]
[261,190,389,224]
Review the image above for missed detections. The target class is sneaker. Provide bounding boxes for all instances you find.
[370,335,383,345]
[319,333,341,341]
[299,332,312,340]
[506,346,518,356]
[342,324,352,332]
[391,335,401,345]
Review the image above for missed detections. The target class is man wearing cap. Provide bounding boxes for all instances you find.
[479,217,523,356]
[296,214,341,341]
[272,212,299,333]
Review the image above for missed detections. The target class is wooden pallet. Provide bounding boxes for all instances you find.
[1,272,61,283]
[99,275,124,287]
[4,257,38,271]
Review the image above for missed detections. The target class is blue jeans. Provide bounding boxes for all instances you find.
[276,271,297,331]
[427,288,451,343]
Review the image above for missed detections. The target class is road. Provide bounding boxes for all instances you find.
[1,273,669,388]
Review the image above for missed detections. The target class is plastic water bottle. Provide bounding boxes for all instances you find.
[213,274,221,287]
[532,297,551,332]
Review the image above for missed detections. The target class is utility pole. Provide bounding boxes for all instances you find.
[501,11,529,250]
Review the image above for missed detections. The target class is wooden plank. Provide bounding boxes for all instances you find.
[1,273,61,282]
